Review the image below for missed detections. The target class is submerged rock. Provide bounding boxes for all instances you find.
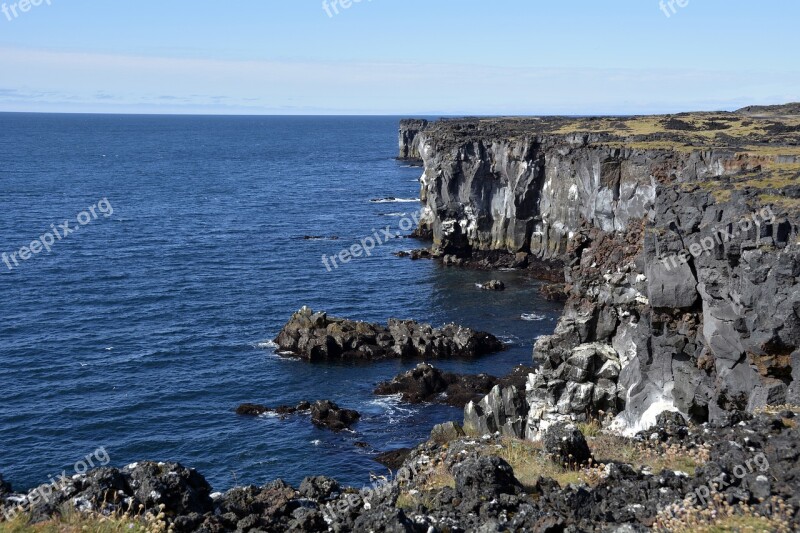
[275,307,504,362]
[479,280,505,291]
[236,400,356,431]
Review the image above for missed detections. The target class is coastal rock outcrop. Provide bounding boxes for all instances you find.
[5,410,800,531]
[309,400,360,432]
[275,307,504,362]
[402,110,800,436]
[375,363,533,408]
[235,400,359,431]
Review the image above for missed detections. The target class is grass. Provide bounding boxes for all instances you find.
[395,462,455,511]
[0,503,171,533]
[0,510,153,533]
[588,433,709,476]
[485,438,604,490]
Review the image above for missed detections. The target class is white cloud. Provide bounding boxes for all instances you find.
[0,47,798,114]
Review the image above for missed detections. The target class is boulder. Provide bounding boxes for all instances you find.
[452,456,521,499]
[542,423,592,466]
[374,363,502,407]
[430,422,466,444]
[124,462,213,516]
[309,400,360,431]
[298,476,339,501]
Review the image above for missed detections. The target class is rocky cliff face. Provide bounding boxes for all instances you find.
[398,119,428,161]
[402,109,800,436]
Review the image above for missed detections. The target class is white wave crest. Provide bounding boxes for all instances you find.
[370,198,420,204]
[521,313,547,322]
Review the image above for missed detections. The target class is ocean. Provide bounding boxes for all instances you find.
[0,114,562,491]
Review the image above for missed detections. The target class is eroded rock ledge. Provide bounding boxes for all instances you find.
[275,307,504,361]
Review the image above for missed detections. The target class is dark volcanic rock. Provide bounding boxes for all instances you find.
[542,423,592,466]
[236,401,311,417]
[309,400,360,431]
[374,362,521,407]
[374,448,413,471]
[275,307,504,362]
[235,403,270,416]
[453,456,522,499]
[124,462,213,516]
[298,476,340,502]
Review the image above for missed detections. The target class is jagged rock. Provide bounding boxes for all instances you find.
[452,456,522,499]
[124,462,213,516]
[309,400,360,431]
[374,448,413,471]
[374,363,504,407]
[298,476,339,502]
[275,307,504,362]
[464,384,528,438]
[352,505,416,533]
[542,423,592,466]
[430,421,466,444]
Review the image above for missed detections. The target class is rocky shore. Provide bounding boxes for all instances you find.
[2,409,798,531]
[4,106,800,531]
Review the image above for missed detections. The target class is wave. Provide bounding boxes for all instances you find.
[380,212,409,217]
[521,313,547,322]
[498,334,521,345]
[367,394,417,425]
[370,198,420,204]
[255,340,278,350]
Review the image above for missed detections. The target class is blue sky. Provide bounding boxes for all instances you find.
[0,0,798,115]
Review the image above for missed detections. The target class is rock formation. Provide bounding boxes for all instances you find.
[398,107,800,436]
[275,307,504,361]
[374,362,532,407]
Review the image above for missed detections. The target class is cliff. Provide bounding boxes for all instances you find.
[401,106,800,435]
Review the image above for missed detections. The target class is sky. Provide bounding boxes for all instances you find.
[0,0,798,115]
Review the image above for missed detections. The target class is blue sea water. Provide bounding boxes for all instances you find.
[0,114,562,492]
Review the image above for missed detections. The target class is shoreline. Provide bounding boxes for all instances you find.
[4,105,800,531]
